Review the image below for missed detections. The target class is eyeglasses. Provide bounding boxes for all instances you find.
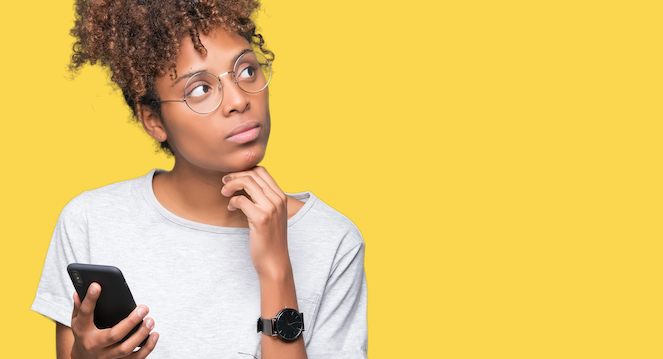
[159,51,272,114]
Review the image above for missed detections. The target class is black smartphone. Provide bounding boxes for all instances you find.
[67,263,147,346]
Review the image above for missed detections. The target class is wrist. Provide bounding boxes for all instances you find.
[257,258,294,284]
[259,269,298,317]
[70,341,90,359]
[70,346,81,359]
[258,307,305,341]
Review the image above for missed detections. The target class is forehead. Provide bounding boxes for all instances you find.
[173,29,252,78]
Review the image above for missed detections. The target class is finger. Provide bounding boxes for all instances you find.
[238,167,287,208]
[72,292,81,320]
[129,332,159,359]
[250,167,288,212]
[222,174,263,197]
[222,175,277,209]
[108,316,156,358]
[227,194,265,219]
[100,305,150,347]
[77,283,101,328]
[252,167,286,199]
[221,170,265,196]
[223,168,275,196]
[224,169,285,208]
[221,166,257,184]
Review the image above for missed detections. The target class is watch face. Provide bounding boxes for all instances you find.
[275,308,303,341]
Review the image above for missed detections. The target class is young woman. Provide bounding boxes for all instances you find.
[31,1,367,358]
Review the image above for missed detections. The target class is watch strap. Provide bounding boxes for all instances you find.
[257,317,277,337]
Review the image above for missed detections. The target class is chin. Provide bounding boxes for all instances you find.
[227,146,266,172]
[243,149,265,169]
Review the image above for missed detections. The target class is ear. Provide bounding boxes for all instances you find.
[138,104,168,143]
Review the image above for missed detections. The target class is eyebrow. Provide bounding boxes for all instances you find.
[170,48,254,88]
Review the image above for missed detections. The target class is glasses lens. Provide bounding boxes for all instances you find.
[234,52,271,93]
[184,72,222,114]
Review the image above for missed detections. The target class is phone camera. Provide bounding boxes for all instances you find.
[71,271,84,286]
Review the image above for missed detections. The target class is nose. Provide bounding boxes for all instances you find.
[218,71,249,116]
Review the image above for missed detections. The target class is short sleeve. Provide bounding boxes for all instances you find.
[31,194,91,327]
[305,227,368,359]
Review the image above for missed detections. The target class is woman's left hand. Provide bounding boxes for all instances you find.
[220,166,291,278]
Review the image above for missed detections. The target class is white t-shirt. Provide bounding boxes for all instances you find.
[32,169,367,359]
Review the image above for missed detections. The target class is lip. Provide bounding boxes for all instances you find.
[226,122,261,144]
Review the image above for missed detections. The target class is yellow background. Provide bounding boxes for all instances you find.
[2,0,662,357]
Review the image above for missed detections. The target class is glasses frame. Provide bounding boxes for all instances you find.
[158,51,272,115]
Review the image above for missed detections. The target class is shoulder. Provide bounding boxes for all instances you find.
[59,170,154,220]
[287,192,364,250]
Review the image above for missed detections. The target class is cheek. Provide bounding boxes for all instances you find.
[162,111,222,156]
[164,118,268,171]
[160,93,271,171]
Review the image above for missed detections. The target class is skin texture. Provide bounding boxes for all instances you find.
[57,29,306,359]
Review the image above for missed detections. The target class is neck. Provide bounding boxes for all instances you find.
[153,160,248,227]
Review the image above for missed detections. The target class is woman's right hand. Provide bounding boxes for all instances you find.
[70,283,159,359]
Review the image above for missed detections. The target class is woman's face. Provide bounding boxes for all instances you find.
[154,29,271,173]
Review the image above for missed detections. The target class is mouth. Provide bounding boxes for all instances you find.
[226,122,261,144]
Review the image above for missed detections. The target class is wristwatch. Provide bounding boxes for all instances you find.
[257,307,305,341]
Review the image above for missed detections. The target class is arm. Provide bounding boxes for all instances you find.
[259,267,306,359]
[221,167,307,359]
[56,322,75,359]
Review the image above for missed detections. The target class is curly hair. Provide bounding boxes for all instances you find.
[69,0,273,155]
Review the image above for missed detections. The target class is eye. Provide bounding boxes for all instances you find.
[236,65,256,81]
[186,83,213,98]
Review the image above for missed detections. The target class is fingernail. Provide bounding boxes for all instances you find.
[222,175,231,184]
[90,286,98,295]
[137,306,147,318]
[145,318,155,330]
[228,205,236,211]
[152,333,159,343]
